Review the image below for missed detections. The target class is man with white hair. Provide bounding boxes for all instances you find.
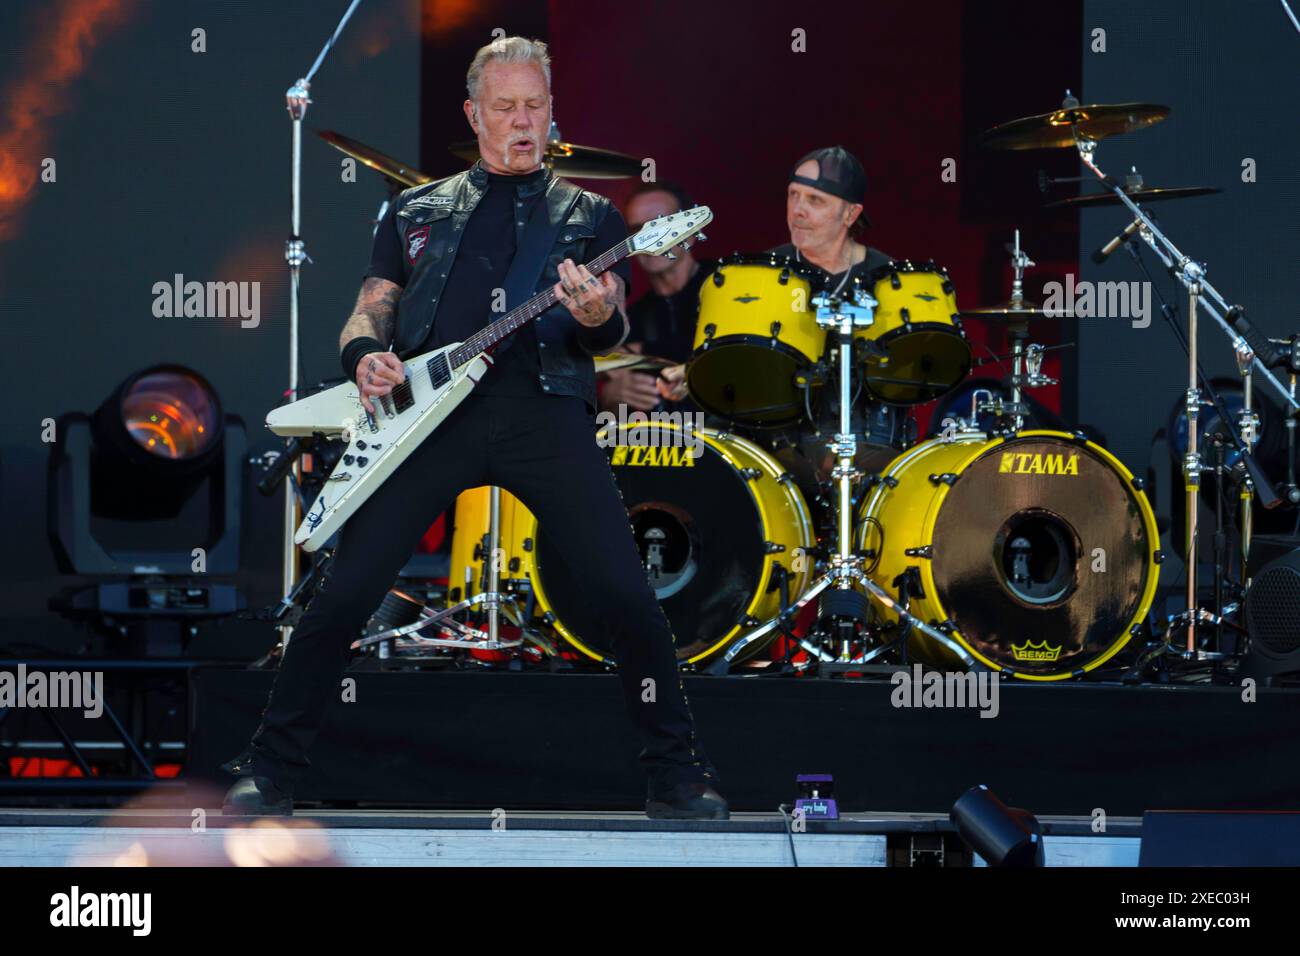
[221,36,727,820]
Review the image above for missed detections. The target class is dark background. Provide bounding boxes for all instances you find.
[1,0,1295,654]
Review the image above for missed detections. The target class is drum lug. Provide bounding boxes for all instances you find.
[904,545,934,559]
[523,537,534,552]
[764,541,786,554]
[1069,430,1091,445]
[701,323,716,347]
[741,614,762,628]
[941,279,954,296]
[889,271,902,290]
[1153,549,1165,564]
[900,306,911,327]
[928,472,959,486]
[740,467,762,480]
[865,473,898,489]
[711,271,724,287]
[776,471,796,485]
[769,320,782,342]
[1130,476,1146,491]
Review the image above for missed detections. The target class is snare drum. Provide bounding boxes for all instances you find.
[856,260,971,405]
[688,253,824,426]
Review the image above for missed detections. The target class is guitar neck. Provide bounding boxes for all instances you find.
[450,238,633,369]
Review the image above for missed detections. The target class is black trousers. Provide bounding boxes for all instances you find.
[238,392,719,796]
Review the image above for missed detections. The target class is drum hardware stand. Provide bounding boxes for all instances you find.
[978,232,1056,431]
[1073,117,1296,660]
[716,289,984,672]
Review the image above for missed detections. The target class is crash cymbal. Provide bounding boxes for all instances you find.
[980,102,1170,150]
[449,140,643,179]
[316,129,431,188]
[1044,185,1221,209]
[592,352,677,374]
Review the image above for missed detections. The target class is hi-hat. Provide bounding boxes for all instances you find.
[980,101,1170,150]
[957,300,1057,323]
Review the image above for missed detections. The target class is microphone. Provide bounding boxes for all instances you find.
[1091,219,1142,264]
[1226,305,1284,370]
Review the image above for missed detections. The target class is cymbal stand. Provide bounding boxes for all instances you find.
[278,0,366,652]
[1072,121,1297,659]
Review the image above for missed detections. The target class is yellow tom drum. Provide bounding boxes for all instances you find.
[856,260,971,405]
[689,253,825,426]
[856,430,1161,679]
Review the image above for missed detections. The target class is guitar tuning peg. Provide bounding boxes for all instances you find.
[663,250,678,260]
[697,232,707,242]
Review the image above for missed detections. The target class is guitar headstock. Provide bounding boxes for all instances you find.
[629,205,713,258]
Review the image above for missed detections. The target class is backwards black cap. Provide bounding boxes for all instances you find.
[788,145,871,227]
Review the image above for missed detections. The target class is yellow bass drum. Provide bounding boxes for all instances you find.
[856,430,1160,679]
[448,424,815,666]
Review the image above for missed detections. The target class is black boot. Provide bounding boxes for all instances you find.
[645,781,730,820]
[221,750,295,816]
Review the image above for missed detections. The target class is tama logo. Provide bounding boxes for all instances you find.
[1011,639,1062,662]
[611,445,697,467]
[999,452,1079,475]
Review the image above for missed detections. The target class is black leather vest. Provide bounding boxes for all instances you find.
[389,160,625,410]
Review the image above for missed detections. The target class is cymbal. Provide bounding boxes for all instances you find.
[593,352,677,374]
[316,129,431,188]
[449,140,643,179]
[980,102,1170,150]
[1044,185,1221,209]
[958,300,1057,322]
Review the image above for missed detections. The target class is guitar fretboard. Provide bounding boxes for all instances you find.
[449,239,633,370]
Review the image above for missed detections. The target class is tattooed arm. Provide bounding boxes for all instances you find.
[340,277,405,414]
[339,276,402,352]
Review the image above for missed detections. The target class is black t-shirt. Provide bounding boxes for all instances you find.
[767,242,894,296]
[627,258,713,362]
[367,169,633,397]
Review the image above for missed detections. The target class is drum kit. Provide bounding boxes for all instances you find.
[308,91,1295,683]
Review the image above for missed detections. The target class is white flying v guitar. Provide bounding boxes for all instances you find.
[268,205,713,552]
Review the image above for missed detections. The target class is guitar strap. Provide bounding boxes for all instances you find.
[493,175,584,353]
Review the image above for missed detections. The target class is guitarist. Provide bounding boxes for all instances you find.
[221,36,728,820]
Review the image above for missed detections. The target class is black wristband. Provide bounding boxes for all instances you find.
[341,336,386,381]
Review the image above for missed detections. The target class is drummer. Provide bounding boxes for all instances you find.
[769,145,892,290]
[658,145,895,403]
[598,179,711,415]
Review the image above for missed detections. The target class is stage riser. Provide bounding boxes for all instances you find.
[188,670,1300,815]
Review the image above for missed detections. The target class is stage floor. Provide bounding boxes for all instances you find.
[0,808,1142,867]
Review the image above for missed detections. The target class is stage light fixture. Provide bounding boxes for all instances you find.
[949,785,1044,867]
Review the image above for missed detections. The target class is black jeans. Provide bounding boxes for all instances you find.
[236,392,718,796]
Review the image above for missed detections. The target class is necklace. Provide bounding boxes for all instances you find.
[797,244,858,296]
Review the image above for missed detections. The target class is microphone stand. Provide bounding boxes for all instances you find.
[279,0,366,650]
